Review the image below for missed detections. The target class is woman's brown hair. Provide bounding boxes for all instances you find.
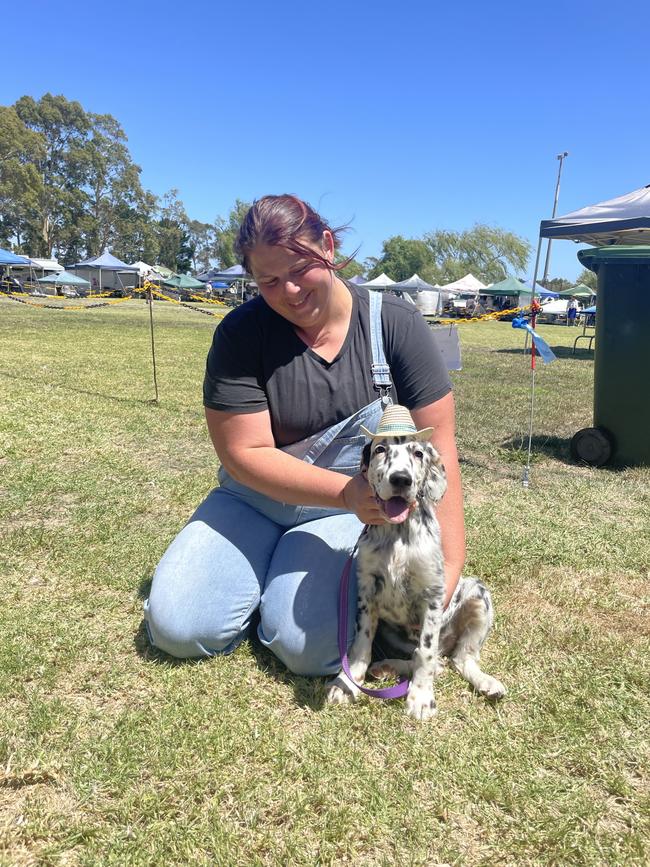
[235,194,354,274]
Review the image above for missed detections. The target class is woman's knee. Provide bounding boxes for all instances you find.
[258,608,340,676]
[143,595,249,659]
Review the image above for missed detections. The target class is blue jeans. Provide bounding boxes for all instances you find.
[143,400,385,675]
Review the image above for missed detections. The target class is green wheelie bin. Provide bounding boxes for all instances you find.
[572,246,650,467]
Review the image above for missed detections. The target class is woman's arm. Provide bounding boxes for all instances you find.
[411,393,466,608]
[205,407,385,524]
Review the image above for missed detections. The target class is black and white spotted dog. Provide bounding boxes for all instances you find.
[327,435,506,721]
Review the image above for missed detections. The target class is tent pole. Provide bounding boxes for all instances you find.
[147,286,159,403]
[522,233,544,488]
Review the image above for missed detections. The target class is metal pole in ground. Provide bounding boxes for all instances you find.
[521,153,569,488]
[147,285,159,403]
[521,234,544,489]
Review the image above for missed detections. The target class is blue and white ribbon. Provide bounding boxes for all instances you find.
[511,317,557,364]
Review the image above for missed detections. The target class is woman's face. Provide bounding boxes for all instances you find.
[248,233,336,330]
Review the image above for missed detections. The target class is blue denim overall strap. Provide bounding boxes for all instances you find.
[368,290,393,407]
[280,289,392,467]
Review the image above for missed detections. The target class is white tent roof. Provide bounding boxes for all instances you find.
[440,273,486,292]
[540,184,650,245]
[360,272,397,289]
[130,261,155,277]
[29,257,64,271]
[9,257,64,271]
[393,273,438,291]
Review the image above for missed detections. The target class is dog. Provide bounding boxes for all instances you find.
[326,431,506,721]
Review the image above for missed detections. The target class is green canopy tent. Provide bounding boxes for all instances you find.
[162,273,206,291]
[37,271,91,287]
[37,270,91,297]
[150,265,174,279]
[478,275,533,305]
[557,283,596,300]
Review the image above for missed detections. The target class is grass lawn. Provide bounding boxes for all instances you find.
[1,297,648,866]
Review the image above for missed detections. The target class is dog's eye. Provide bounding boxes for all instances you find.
[373,445,386,455]
[414,449,424,460]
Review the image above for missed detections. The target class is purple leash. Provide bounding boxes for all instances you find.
[337,534,410,699]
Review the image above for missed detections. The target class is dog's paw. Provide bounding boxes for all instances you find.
[478,676,506,700]
[405,689,438,721]
[325,676,357,705]
[369,659,411,679]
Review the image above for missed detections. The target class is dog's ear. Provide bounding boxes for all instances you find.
[360,442,371,475]
[422,443,447,504]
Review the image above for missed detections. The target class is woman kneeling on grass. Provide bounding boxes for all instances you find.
[144,194,465,675]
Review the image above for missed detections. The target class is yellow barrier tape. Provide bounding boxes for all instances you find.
[440,304,531,325]
[6,293,135,310]
[144,282,226,319]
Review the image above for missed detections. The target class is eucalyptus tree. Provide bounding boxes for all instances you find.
[0,105,45,250]
[82,112,148,258]
[212,199,251,269]
[14,93,91,258]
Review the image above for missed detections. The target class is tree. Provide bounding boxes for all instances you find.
[112,189,160,265]
[14,93,92,258]
[423,224,531,284]
[187,219,216,272]
[368,236,437,283]
[82,112,147,258]
[335,254,365,280]
[0,106,45,250]
[539,276,573,293]
[213,200,251,269]
[575,268,598,291]
[154,190,195,272]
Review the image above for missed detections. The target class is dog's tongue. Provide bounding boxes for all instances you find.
[383,497,411,524]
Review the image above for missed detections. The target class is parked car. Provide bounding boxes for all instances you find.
[538,299,570,324]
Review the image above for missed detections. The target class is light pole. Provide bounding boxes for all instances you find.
[541,152,569,287]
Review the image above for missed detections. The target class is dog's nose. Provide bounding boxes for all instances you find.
[389,470,412,488]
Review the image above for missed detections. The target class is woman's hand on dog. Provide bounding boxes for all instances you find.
[342,473,388,525]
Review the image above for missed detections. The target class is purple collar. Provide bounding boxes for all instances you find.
[337,533,409,700]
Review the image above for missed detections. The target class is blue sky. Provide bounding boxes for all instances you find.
[3,0,649,280]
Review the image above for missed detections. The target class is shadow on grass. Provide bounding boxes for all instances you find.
[500,434,628,473]
[495,345,594,360]
[0,368,161,407]
[132,582,329,709]
[248,631,328,711]
[501,433,574,464]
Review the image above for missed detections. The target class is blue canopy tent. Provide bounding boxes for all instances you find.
[0,248,32,291]
[0,247,31,266]
[68,250,139,294]
[207,264,249,281]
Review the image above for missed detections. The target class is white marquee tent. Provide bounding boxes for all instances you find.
[439,273,486,294]
[393,273,441,314]
[359,272,397,290]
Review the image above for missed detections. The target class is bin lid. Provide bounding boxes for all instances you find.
[578,245,650,272]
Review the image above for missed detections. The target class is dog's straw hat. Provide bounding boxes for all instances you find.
[360,404,433,442]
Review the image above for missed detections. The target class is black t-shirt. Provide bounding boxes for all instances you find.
[203,285,451,447]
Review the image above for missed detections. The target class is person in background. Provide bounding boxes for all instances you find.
[144,194,465,677]
[567,297,578,326]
